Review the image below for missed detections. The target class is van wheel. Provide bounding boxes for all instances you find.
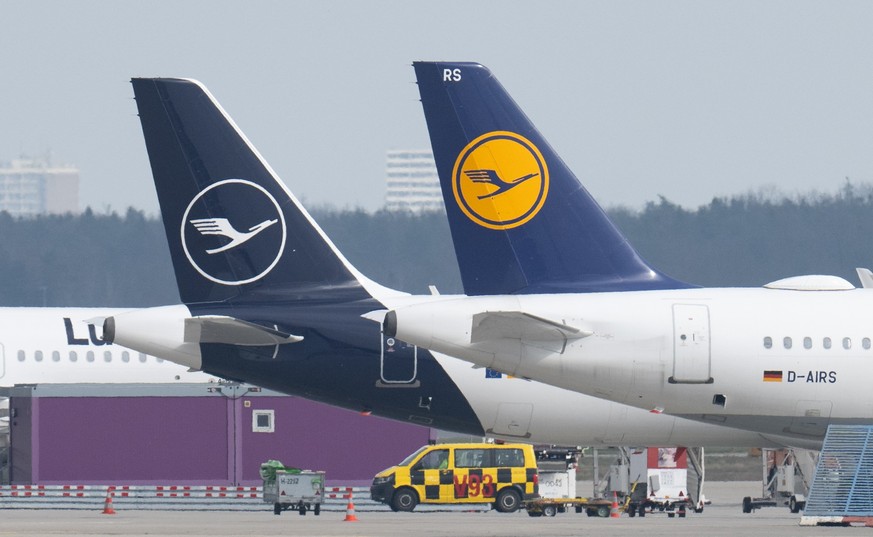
[392,488,418,512]
[495,489,521,513]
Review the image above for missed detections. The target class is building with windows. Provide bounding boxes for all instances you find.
[0,158,79,217]
[384,150,444,213]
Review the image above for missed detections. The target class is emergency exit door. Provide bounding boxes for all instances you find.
[670,304,712,384]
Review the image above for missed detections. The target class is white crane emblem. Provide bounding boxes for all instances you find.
[189,217,278,254]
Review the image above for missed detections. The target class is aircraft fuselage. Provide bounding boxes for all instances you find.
[390,286,873,445]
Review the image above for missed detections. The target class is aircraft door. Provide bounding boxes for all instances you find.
[486,402,533,438]
[788,400,832,437]
[670,304,712,384]
[378,333,420,388]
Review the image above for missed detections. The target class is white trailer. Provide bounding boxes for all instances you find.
[263,470,325,515]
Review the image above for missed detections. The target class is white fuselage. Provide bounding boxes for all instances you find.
[0,307,214,386]
[389,286,873,446]
[109,301,805,448]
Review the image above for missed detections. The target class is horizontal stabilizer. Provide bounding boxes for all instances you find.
[471,311,591,344]
[361,309,388,323]
[184,316,303,346]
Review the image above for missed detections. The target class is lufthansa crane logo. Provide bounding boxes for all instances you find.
[452,131,549,230]
[189,217,278,254]
[181,179,287,286]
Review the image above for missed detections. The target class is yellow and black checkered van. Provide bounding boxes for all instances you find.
[370,443,538,512]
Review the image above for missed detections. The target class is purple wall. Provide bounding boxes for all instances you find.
[11,386,433,486]
[34,397,229,484]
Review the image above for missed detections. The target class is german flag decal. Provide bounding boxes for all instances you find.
[763,370,783,382]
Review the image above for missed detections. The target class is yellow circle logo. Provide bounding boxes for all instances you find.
[452,131,549,230]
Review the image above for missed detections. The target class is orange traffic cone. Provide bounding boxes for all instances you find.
[102,486,117,515]
[610,492,620,518]
[343,492,358,522]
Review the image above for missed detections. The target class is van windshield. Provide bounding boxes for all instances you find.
[398,446,429,466]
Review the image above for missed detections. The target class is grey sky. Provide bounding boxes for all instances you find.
[2,1,873,215]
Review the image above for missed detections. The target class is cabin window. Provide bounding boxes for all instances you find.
[783,337,792,350]
[864,338,871,350]
[122,351,130,363]
[35,350,43,362]
[139,353,147,363]
[843,337,852,350]
[86,351,95,362]
[52,351,60,362]
[455,448,488,469]
[823,337,832,350]
[803,337,812,350]
[69,351,78,362]
[104,351,112,363]
[252,410,275,433]
[414,449,451,471]
[17,350,25,362]
[763,337,773,349]
[494,448,526,467]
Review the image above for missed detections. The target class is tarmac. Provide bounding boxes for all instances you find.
[0,482,858,536]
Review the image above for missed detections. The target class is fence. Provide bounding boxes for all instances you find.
[0,485,373,511]
[0,484,489,512]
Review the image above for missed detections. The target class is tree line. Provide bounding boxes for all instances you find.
[1,185,872,307]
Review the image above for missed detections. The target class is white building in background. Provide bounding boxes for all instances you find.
[384,150,444,213]
[0,158,79,217]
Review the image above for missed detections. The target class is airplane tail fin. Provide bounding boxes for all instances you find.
[131,78,384,304]
[413,62,691,294]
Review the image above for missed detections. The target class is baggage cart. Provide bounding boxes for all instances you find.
[263,470,325,515]
[525,496,615,518]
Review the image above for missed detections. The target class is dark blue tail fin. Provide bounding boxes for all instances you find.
[413,62,691,295]
[131,78,374,304]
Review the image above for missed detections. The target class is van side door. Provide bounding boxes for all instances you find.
[410,448,450,503]
[453,448,495,503]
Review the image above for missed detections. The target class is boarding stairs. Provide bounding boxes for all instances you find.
[801,424,873,526]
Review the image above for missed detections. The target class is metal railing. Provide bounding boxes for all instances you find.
[0,485,367,511]
[804,425,873,517]
[0,484,489,512]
